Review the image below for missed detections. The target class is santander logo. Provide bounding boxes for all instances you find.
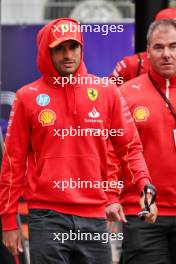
[88,107,100,118]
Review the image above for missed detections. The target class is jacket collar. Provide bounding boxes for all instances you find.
[149,67,176,88]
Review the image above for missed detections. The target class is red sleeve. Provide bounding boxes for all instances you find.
[110,58,129,86]
[109,86,150,194]
[0,91,30,230]
[111,55,140,86]
[105,141,122,206]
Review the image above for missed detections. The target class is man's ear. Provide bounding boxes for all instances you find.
[147,46,150,59]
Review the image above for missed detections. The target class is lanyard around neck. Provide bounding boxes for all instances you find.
[148,71,176,121]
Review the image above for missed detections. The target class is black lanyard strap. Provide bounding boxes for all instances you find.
[148,71,176,121]
[136,53,142,77]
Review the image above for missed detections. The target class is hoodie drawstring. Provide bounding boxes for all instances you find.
[73,85,77,115]
[65,84,77,116]
[166,79,170,107]
[65,84,70,116]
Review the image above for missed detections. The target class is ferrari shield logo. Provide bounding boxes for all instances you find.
[61,23,69,33]
[87,88,98,101]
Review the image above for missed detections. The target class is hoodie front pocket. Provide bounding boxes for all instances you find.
[30,155,107,204]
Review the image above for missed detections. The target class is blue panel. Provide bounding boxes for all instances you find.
[83,24,134,76]
[1,23,134,126]
[2,23,134,91]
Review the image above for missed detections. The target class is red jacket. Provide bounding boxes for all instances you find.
[112,51,150,85]
[0,19,150,230]
[108,68,176,216]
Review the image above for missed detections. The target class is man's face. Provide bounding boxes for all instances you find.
[147,25,176,78]
[50,40,81,76]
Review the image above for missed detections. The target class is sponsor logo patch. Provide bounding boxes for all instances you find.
[61,23,69,32]
[87,88,98,101]
[38,109,56,126]
[133,106,149,122]
[36,94,50,106]
[29,87,38,91]
[84,107,103,123]
[131,84,141,90]
[88,107,100,118]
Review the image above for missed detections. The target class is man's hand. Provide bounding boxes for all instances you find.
[106,203,127,223]
[2,229,23,256]
[139,193,158,224]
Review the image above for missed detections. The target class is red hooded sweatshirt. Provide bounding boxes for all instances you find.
[0,18,150,230]
[108,68,176,216]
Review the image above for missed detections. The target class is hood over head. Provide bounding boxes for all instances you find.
[37,18,86,84]
[155,8,176,20]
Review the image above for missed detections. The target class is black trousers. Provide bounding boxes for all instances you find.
[122,216,176,264]
[29,209,112,264]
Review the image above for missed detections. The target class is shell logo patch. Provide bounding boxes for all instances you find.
[133,106,150,122]
[87,88,98,101]
[38,109,56,126]
[36,94,50,106]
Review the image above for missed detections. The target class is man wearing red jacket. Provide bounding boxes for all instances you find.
[112,8,176,85]
[0,18,156,264]
[108,19,176,263]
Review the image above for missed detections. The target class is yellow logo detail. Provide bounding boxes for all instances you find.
[133,107,149,122]
[87,88,98,101]
[38,109,56,126]
[61,23,69,33]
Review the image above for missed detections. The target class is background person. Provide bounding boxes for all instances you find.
[108,19,176,264]
[111,8,176,85]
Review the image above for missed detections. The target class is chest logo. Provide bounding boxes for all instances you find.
[88,88,98,101]
[88,107,100,118]
[131,84,141,90]
[61,23,69,33]
[36,94,50,106]
[38,109,56,126]
[133,106,150,122]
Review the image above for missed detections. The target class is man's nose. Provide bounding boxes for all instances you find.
[163,47,171,58]
[64,48,72,59]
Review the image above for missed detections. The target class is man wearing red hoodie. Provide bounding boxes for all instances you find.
[0,18,156,264]
[112,8,176,85]
[108,19,176,263]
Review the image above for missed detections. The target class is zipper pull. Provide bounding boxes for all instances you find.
[166,79,170,107]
